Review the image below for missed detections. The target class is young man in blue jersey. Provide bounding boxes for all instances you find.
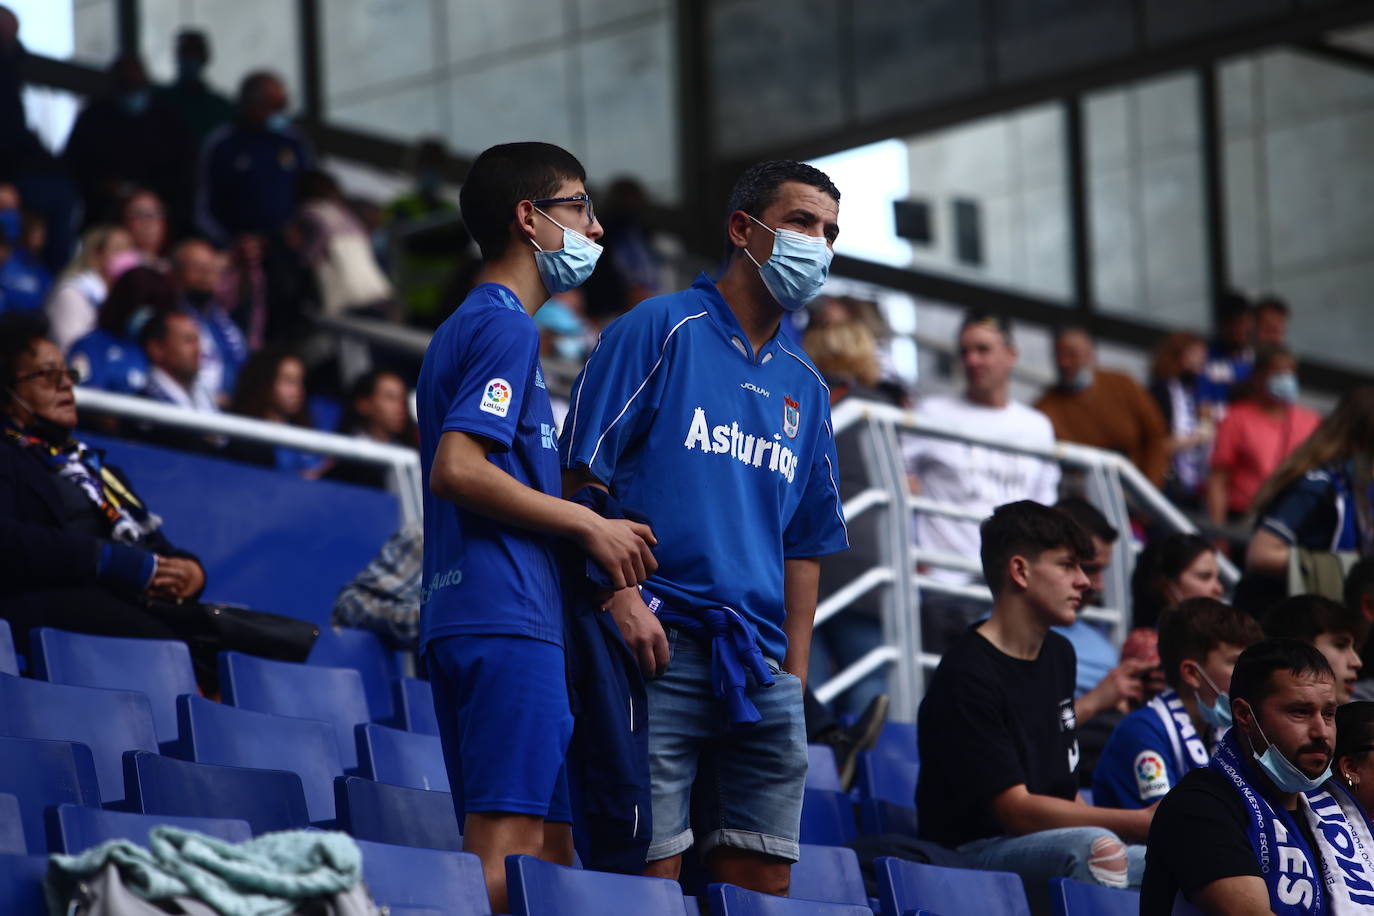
[1092,597,1261,809]
[416,141,658,912]
[560,160,849,894]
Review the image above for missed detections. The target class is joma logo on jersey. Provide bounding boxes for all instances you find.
[682,407,799,483]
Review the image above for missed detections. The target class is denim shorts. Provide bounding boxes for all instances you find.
[644,627,807,863]
[426,634,573,823]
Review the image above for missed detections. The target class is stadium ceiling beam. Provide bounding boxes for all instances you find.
[1293,37,1374,75]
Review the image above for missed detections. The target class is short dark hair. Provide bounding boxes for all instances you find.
[237,70,282,108]
[1263,593,1369,645]
[1335,702,1374,763]
[959,311,1013,346]
[1252,344,1293,377]
[1255,294,1290,318]
[1229,637,1334,711]
[1157,597,1263,690]
[0,312,51,407]
[458,142,587,261]
[138,308,194,350]
[1216,290,1252,324]
[1055,497,1118,545]
[722,160,839,260]
[1053,323,1093,345]
[979,500,1093,597]
[1345,558,1374,614]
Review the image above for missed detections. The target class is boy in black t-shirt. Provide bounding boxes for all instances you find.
[917,501,1154,907]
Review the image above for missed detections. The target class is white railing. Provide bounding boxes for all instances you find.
[74,388,424,525]
[819,397,1240,723]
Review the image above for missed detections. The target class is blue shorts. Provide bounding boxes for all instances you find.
[645,627,807,862]
[426,634,573,823]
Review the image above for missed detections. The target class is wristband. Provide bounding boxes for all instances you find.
[97,542,157,592]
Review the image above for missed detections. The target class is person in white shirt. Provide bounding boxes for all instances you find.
[140,310,218,413]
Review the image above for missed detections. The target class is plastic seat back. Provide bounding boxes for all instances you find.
[51,805,251,854]
[31,628,197,745]
[395,677,439,735]
[858,798,918,838]
[354,838,487,914]
[0,854,48,916]
[875,857,1031,916]
[0,619,16,675]
[334,776,461,850]
[356,723,449,792]
[709,883,872,915]
[308,627,396,722]
[805,744,842,791]
[1049,877,1140,916]
[506,854,690,916]
[790,844,868,907]
[0,794,24,854]
[799,789,857,846]
[0,673,156,804]
[219,651,371,770]
[123,750,310,835]
[855,752,919,807]
[0,736,101,854]
[875,722,918,762]
[178,694,342,822]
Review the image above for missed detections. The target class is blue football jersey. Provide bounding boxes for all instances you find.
[1093,692,1211,808]
[560,273,848,661]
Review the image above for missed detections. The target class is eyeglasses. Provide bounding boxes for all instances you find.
[14,367,79,389]
[531,193,595,228]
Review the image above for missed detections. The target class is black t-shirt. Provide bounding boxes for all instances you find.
[916,625,1080,847]
[1139,765,1323,914]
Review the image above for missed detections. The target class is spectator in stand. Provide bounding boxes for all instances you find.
[295,169,393,318]
[140,309,216,414]
[154,30,233,146]
[1036,326,1170,487]
[218,233,269,350]
[580,176,663,325]
[1349,559,1374,702]
[228,346,324,476]
[917,502,1151,908]
[331,520,422,652]
[0,202,54,314]
[1147,332,1213,509]
[119,189,168,267]
[1200,291,1254,411]
[1244,386,1374,581]
[171,237,245,403]
[907,313,1060,651]
[1131,533,1225,630]
[326,369,416,488]
[1093,598,1262,810]
[68,265,172,395]
[1262,593,1365,705]
[1207,345,1321,531]
[1253,294,1290,348]
[61,54,194,232]
[45,225,138,352]
[1334,702,1374,819]
[384,137,465,327]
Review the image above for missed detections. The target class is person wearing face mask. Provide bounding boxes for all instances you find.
[1141,638,1374,915]
[1207,345,1321,532]
[1035,326,1171,487]
[1092,598,1262,809]
[560,160,848,897]
[417,142,657,913]
[154,30,233,147]
[1263,594,1366,706]
[171,238,244,403]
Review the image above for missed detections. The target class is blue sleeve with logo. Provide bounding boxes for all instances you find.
[442,306,540,452]
[1092,709,1180,809]
[783,408,848,558]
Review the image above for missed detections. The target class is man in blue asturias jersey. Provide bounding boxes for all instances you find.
[561,160,849,895]
[416,141,657,913]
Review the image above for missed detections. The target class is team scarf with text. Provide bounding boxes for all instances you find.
[1211,728,1374,914]
[1148,688,1212,777]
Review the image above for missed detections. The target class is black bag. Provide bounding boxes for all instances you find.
[142,599,319,687]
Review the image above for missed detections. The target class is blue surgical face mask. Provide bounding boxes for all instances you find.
[1191,665,1232,731]
[1266,371,1299,404]
[265,111,291,133]
[530,208,602,295]
[1241,700,1331,793]
[1062,367,1093,392]
[743,213,833,313]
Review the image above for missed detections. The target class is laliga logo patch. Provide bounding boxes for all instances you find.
[782,395,800,438]
[480,378,512,417]
[1134,750,1171,800]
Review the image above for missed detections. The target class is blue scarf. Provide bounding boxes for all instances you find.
[1148,688,1212,778]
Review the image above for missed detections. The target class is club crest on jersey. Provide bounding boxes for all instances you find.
[480,378,512,417]
[782,396,800,438]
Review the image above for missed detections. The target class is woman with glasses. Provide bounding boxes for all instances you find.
[1334,702,1374,820]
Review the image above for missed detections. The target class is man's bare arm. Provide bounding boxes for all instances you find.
[781,558,820,690]
[990,784,1155,843]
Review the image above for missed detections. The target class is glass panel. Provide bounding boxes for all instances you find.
[9,0,110,67]
[808,139,912,269]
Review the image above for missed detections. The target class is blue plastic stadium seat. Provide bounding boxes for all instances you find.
[356,724,449,792]
[0,794,24,854]
[177,694,343,823]
[0,619,17,675]
[31,628,197,746]
[790,844,868,907]
[50,804,252,855]
[506,855,691,916]
[334,776,461,850]
[395,677,439,736]
[858,799,918,838]
[1049,877,1140,916]
[799,789,857,846]
[0,673,156,804]
[855,752,919,807]
[875,857,1031,916]
[805,744,842,791]
[124,750,311,835]
[708,883,872,915]
[875,722,918,762]
[308,627,397,722]
[354,838,487,914]
[0,854,48,916]
[1078,788,1094,806]
[0,736,101,854]
[219,651,372,770]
